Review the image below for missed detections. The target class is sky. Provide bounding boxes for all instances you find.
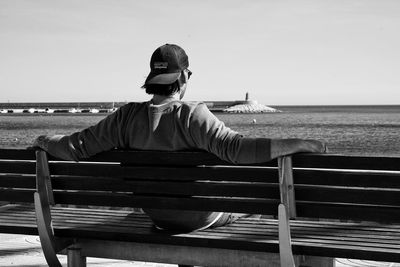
[0,0,399,105]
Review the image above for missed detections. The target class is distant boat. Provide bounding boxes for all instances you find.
[28,108,47,113]
[69,108,82,113]
[90,108,100,113]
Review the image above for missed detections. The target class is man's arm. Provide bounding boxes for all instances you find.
[31,105,131,161]
[189,103,327,164]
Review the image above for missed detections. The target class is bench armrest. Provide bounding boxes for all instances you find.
[35,150,71,267]
[278,156,296,267]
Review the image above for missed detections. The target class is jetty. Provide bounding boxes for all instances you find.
[220,93,279,113]
[0,94,279,114]
[0,102,120,114]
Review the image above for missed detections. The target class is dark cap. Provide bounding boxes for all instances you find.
[144,44,189,85]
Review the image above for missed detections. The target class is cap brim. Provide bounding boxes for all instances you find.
[145,72,181,85]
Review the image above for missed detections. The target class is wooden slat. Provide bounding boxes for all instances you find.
[293,169,400,188]
[89,151,400,171]
[0,188,34,203]
[0,149,237,166]
[49,163,279,182]
[0,165,400,191]
[1,149,400,171]
[0,174,36,188]
[295,185,400,206]
[0,224,38,235]
[203,222,400,241]
[91,150,232,166]
[1,205,144,220]
[293,153,400,171]
[0,149,36,160]
[0,160,35,174]
[52,191,279,214]
[297,202,400,223]
[52,176,400,207]
[51,177,279,198]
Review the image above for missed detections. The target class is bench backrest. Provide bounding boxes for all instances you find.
[1,149,400,223]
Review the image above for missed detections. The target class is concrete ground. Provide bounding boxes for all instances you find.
[0,234,174,267]
[1,233,399,267]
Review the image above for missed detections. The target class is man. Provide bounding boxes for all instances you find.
[33,43,326,231]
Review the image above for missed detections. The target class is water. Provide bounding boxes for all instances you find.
[1,105,399,157]
[218,105,400,156]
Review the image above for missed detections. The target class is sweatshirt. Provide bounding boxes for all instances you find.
[37,100,272,231]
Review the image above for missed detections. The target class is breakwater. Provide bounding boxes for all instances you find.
[0,101,277,113]
[0,102,125,109]
[0,102,124,114]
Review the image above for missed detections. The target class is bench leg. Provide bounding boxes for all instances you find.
[67,247,87,267]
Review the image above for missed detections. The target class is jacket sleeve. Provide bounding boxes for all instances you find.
[33,105,130,161]
[188,103,272,164]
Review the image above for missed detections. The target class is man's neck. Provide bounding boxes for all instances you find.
[151,94,180,105]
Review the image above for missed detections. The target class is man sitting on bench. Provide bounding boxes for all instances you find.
[32,43,326,232]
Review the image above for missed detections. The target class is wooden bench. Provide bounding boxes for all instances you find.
[0,148,400,267]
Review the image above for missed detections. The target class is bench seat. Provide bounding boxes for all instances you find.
[1,203,400,264]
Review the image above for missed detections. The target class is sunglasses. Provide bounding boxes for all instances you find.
[186,69,192,79]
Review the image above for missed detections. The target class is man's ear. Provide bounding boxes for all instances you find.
[178,71,187,100]
[178,71,187,87]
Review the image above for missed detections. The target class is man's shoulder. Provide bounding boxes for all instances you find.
[110,102,150,118]
[124,101,148,107]
[177,101,208,110]
[175,101,216,123]
[118,101,149,111]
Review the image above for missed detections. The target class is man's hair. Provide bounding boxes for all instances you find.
[142,71,185,96]
[142,81,180,96]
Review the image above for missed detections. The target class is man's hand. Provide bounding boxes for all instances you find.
[270,138,327,159]
[301,139,328,153]
[30,135,49,151]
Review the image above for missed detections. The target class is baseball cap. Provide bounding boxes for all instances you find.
[144,44,189,85]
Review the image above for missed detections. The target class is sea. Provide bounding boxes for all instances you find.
[1,105,399,157]
[1,105,400,267]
